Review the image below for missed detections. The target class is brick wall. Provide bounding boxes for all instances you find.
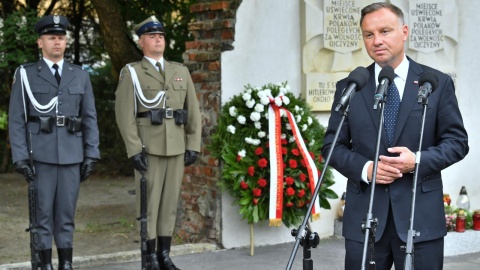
[175,0,242,244]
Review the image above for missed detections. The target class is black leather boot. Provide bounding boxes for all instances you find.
[157,236,180,270]
[40,249,53,270]
[146,239,160,270]
[57,248,72,270]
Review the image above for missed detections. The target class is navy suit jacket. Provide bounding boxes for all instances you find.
[322,57,469,243]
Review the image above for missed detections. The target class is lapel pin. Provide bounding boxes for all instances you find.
[413,81,418,84]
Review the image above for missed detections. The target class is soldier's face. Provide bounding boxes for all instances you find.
[37,34,67,62]
[139,33,165,59]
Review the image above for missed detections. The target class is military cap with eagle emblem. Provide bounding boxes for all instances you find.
[34,15,69,36]
[133,15,165,36]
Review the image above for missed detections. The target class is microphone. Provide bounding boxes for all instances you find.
[373,65,395,109]
[335,67,370,112]
[417,71,438,103]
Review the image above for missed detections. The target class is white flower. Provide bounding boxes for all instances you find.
[246,99,255,108]
[237,115,246,124]
[289,136,295,143]
[284,84,291,92]
[260,96,270,105]
[264,112,269,119]
[281,133,287,139]
[257,90,268,99]
[307,117,313,125]
[242,92,251,101]
[250,112,261,122]
[296,115,301,122]
[229,106,237,117]
[238,149,246,157]
[294,105,300,112]
[254,103,264,113]
[286,123,292,130]
[302,124,307,131]
[254,121,262,129]
[245,137,260,145]
[309,139,315,146]
[226,125,236,134]
[258,131,266,138]
[274,96,282,107]
[282,96,290,105]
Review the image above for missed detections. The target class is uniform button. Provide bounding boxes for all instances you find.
[385,187,389,192]
[58,112,63,115]
[58,91,62,95]
[59,101,63,105]
[165,86,169,90]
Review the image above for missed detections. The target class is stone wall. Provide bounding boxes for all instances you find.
[174,0,242,244]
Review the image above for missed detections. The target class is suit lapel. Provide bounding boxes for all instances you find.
[59,62,75,90]
[37,60,58,87]
[141,58,164,84]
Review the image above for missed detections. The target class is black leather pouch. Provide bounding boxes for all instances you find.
[39,116,53,133]
[174,109,188,125]
[67,116,82,133]
[150,109,164,125]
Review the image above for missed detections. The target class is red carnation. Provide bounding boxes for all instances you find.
[291,149,300,156]
[285,176,294,186]
[299,173,307,182]
[253,188,262,197]
[253,198,258,205]
[248,166,255,176]
[236,155,242,162]
[255,147,263,156]
[318,155,323,163]
[285,202,294,208]
[258,158,268,168]
[286,187,295,196]
[257,178,267,188]
[289,159,298,169]
[281,138,287,145]
[297,189,306,198]
[282,147,287,155]
[297,201,305,207]
[240,181,249,190]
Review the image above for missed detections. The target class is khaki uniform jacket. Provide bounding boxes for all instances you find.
[115,57,201,158]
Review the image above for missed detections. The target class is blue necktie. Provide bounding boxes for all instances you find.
[384,79,400,146]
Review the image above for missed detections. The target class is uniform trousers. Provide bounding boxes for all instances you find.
[134,154,184,239]
[34,162,80,249]
[344,203,444,270]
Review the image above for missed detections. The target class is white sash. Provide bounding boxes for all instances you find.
[126,64,165,115]
[20,66,58,123]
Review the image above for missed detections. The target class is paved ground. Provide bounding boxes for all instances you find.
[2,236,479,270]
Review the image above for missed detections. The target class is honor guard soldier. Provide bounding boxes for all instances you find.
[115,15,201,270]
[8,15,100,270]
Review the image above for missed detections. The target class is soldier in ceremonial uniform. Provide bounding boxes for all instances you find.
[115,16,201,270]
[8,15,100,269]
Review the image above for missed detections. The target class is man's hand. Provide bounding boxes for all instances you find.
[380,147,416,174]
[132,153,148,173]
[184,150,198,166]
[80,158,97,182]
[14,160,34,183]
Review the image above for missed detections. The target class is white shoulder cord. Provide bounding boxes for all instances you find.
[20,66,58,122]
[126,64,165,115]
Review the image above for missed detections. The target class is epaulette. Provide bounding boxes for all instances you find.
[169,61,185,67]
[20,62,35,68]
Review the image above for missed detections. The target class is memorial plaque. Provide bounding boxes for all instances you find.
[324,0,363,53]
[306,73,347,111]
[409,0,444,53]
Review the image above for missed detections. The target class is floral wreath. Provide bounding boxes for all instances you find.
[210,82,337,227]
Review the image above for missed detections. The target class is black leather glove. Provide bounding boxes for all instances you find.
[80,158,97,183]
[132,153,148,173]
[184,150,198,166]
[14,160,35,183]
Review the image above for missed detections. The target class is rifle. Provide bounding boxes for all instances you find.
[137,146,148,270]
[26,131,41,269]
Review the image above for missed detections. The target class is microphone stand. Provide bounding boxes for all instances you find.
[403,94,429,270]
[360,91,390,270]
[285,98,351,270]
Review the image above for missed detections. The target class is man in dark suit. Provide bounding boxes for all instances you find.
[322,2,469,269]
[115,15,201,270]
[8,15,100,270]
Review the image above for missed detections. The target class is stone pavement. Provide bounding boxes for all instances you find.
[2,236,480,270]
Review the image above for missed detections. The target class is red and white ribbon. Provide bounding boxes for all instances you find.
[268,97,320,226]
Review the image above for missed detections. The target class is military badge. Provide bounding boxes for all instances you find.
[174,77,183,81]
[53,15,60,24]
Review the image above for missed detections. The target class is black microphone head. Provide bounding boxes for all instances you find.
[378,65,395,85]
[419,71,439,92]
[347,67,369,91]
